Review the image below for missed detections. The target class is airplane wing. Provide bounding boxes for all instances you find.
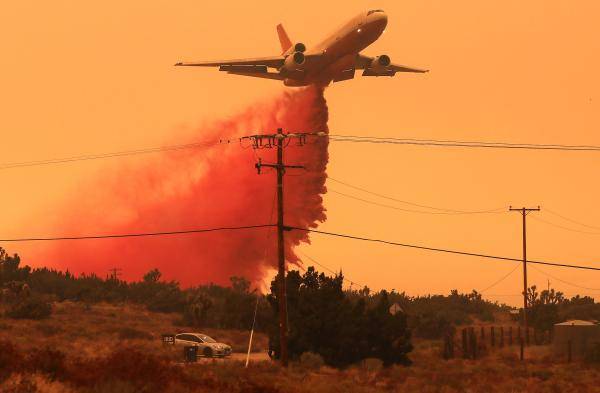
[175,53,323,82]
[389,63,429,73]
[175,56,285,69]
[356,54,429,74]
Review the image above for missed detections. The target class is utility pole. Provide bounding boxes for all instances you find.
[108,267,122,281]
[249,128,305,367]
[509,206,540,347]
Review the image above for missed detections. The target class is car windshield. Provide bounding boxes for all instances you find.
[199,335,216,343]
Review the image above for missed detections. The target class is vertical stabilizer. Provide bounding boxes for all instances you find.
[276,24,292,54]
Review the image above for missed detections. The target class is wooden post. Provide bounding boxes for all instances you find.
[500,327,504,347]
[491,326,495,347]
[443,334,449,359]
[520,337,524,361]
[443,332,454,359]
[518,326,522,342]
[469,327,477,360]
[462,328,468,358]
[509,326,513,346]
[481,326,485,341]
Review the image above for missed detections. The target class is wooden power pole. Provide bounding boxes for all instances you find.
[108,267,122,280]
[509,206,540,347]
[251,128,305,367]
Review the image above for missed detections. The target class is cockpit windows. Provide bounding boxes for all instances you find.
[367,10,384,16]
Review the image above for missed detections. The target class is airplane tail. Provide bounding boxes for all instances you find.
[276,24,292,54]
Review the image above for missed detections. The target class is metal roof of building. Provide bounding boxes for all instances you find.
[555,320,597,326]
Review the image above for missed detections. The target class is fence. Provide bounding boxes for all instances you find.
[443,325,552,360]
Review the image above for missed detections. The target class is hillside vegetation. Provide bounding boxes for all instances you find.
[2,247,600,391]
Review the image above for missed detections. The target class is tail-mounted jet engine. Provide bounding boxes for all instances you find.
[281,51,306,78]
[292,42,306,53]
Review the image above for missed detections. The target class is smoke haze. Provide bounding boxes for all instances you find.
[31,87,329,286]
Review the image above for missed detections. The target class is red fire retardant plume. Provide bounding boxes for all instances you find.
[32,86,329,286]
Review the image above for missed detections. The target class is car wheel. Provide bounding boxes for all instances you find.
[203,347,213,358]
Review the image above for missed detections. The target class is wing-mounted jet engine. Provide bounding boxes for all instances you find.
[363,55,395,76]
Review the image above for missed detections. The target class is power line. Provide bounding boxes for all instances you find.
[530,215,600,235]
[484,294,523,297]
[297,249,366,289]
[545,208,600,231]
[328,189,453,215]
[329,187,504,215]
[529,264,600,292]
[5,131,600,172]
[328,176,503,214]
[478,263,521,293]
[288,226,600,271]
[0,224,275,242]
[330,134,600,149]
[326,134,600,152]
[0,139,231,170]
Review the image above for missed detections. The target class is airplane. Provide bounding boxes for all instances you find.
[175,10,428,86]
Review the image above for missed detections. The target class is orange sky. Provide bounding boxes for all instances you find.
[1,1,600,305]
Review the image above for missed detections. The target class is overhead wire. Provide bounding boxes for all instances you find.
[289,226,600,271]
[328,134,600,149]
[0,224,276,242]
[4,131,600,172]
[0,139,232,170]
[529,264,600,292]
[545,208,600,231]
[328,188,473,215]
[297,249,365,289]
[328,176,503,214]
[328,184,504,215]
[478,263,521,293]
[325,134,600,152]
[530,215,600,235]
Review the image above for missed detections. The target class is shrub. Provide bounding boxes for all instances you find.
[27,346,67,380]
[6,297,52,320]
[117,327,153,340]
[362,358,384,373]
[66,347,183,391]
[299,352,324,371]
[37,322,63,337]
[0,340,24,381]
[585,342,600,363]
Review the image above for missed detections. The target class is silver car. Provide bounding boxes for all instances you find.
[174,333,232,358]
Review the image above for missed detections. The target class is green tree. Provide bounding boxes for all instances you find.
[268,267,413,367]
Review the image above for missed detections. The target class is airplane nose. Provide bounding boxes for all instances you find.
[377,12,388,28]
[368,11,388,30]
